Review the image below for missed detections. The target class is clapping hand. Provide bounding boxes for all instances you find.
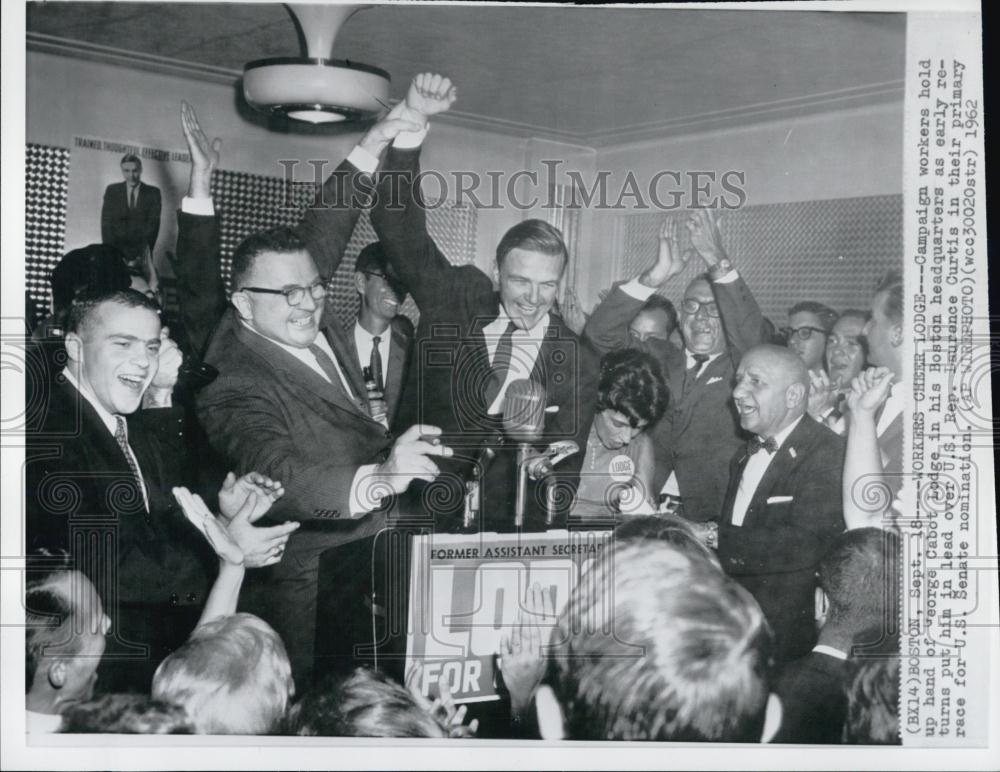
[497,582,555,718]
[144,327,182,407]
[405,660,479,738]
[218,471,284,524]
[180,101,221,199]
[641,217,688,287]
[173,486,244,566]
[807,369,839,420]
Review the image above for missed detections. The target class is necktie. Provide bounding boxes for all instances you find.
[114,416,148,512]
[129,187,137,210]
[484,321,518,411]
[308,343,356,401]
[683,353,710,396]
[747,435,778,456]
[370,335,384,392]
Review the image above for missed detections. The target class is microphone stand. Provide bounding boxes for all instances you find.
[517,441,580,527]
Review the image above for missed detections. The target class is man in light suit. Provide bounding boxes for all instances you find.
[187,99,449,685]
[584,213,769,522]
[700,345,846,665]
[101,154,162,262]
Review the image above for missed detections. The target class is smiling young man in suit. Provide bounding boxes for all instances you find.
[584,213,769,522]
[696,344,846,665]
[101,154,162,263]
[368,74,600,532]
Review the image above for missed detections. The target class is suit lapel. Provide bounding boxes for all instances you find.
[384,320,409,419]
[743,417,816,527]
[672,351,729,436]
[322,320,369,404]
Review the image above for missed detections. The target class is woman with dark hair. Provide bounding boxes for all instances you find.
[570,349,669,517]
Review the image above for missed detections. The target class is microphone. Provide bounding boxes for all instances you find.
[525,440,580,480]
[463,433,503,528]
[501,379,547,527]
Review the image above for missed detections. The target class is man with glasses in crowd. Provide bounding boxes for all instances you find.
[584,211,768,522]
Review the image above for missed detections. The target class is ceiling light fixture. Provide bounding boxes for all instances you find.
[243,4,389,125]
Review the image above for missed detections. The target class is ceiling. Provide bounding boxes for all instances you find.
[26,2,907,146]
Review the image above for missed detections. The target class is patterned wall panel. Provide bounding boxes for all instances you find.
[211,168,478,328]
[616,194,903,325]
[25,144,70,323]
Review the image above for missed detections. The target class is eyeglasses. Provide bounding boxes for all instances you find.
[239,279,328,307]
[680,298,720,318]
[783,325,827,341]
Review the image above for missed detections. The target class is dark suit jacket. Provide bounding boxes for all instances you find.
[25,378,214,689]
[717,415,846,663]
[371,146,600,530]
[773,650,849,743]
[584,277,767,521]
[344,314,414,427]
[101,181,162,257]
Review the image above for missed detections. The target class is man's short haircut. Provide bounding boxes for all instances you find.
[596,349,669,428]
[543,541,772,741]
[65,289,160,338]
[843,656,900,744]
[836,308,870,326]
[25,557,77,690]
[60,694,193,734]
[151,613,294,735]
[788,301,838,332]
[495,219,568,269]
[50,244,131,317]
[230,226,310,292]
[873,270,903,326]
[289,668,447,737]
[614,514,722,570]
[819,528,900,647]
[637,294,679,334]
[120,154,142,169]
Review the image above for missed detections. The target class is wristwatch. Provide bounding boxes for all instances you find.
[705,521,719,550]
[708,258,734,281]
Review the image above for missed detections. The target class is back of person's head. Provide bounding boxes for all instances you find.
[60,694,193,734]
[614,514,722,570]
[873,270,903,326]
[152,613,294,735]
[289,668,447,737]
[640,294,679,333]
[230,226,309,291]
[818,528,900,646]
[538,541,772,741]
[495,219,568,269]
[843,655,900,744]
[50,244,131,320]
[65,288,160,338]
[596,349,669,428]
[25,552,109,706]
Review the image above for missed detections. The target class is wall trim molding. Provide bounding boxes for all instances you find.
[27,32,904,148]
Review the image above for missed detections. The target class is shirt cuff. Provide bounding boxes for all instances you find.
[619,278,658,301]
[712,269,739,284]
[349,463,388,517]
[181,196,215,216]
[392,125,429,150]
[347,145,380,177]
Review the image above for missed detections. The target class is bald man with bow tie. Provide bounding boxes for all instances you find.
[693,345,846,664]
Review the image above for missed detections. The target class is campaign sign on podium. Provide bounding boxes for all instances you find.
[406,529,614,704]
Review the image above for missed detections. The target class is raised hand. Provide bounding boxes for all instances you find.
[405,72,457,119]
[144,327,182,407]
[846,366,894,417]
[807,369,838,420]
[405,660,479,738]
[641,217,687,287]
[224,491,299,568]
[173,486,244,566]
[180,101,222,199]
[218,471,285,524]
[358,103,425,159]
[374,424,453,495]
[497,582,555,718]
[686,209,727,266]
[559,287,589,336]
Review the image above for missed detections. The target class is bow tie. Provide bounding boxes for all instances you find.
[747,436,778,455]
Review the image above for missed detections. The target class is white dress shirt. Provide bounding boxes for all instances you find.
[876,381,904,437]
[483,308,551,415]
[730,415,803,527]
[354,321,392,387]
[61,367,150,513]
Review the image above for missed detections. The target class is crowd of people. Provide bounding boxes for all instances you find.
[24,72,903,742]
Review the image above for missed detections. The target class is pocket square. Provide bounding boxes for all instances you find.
[766,495,794,504]
[706,376,723,385]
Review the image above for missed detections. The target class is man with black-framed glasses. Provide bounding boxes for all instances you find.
[585,211,769,523]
